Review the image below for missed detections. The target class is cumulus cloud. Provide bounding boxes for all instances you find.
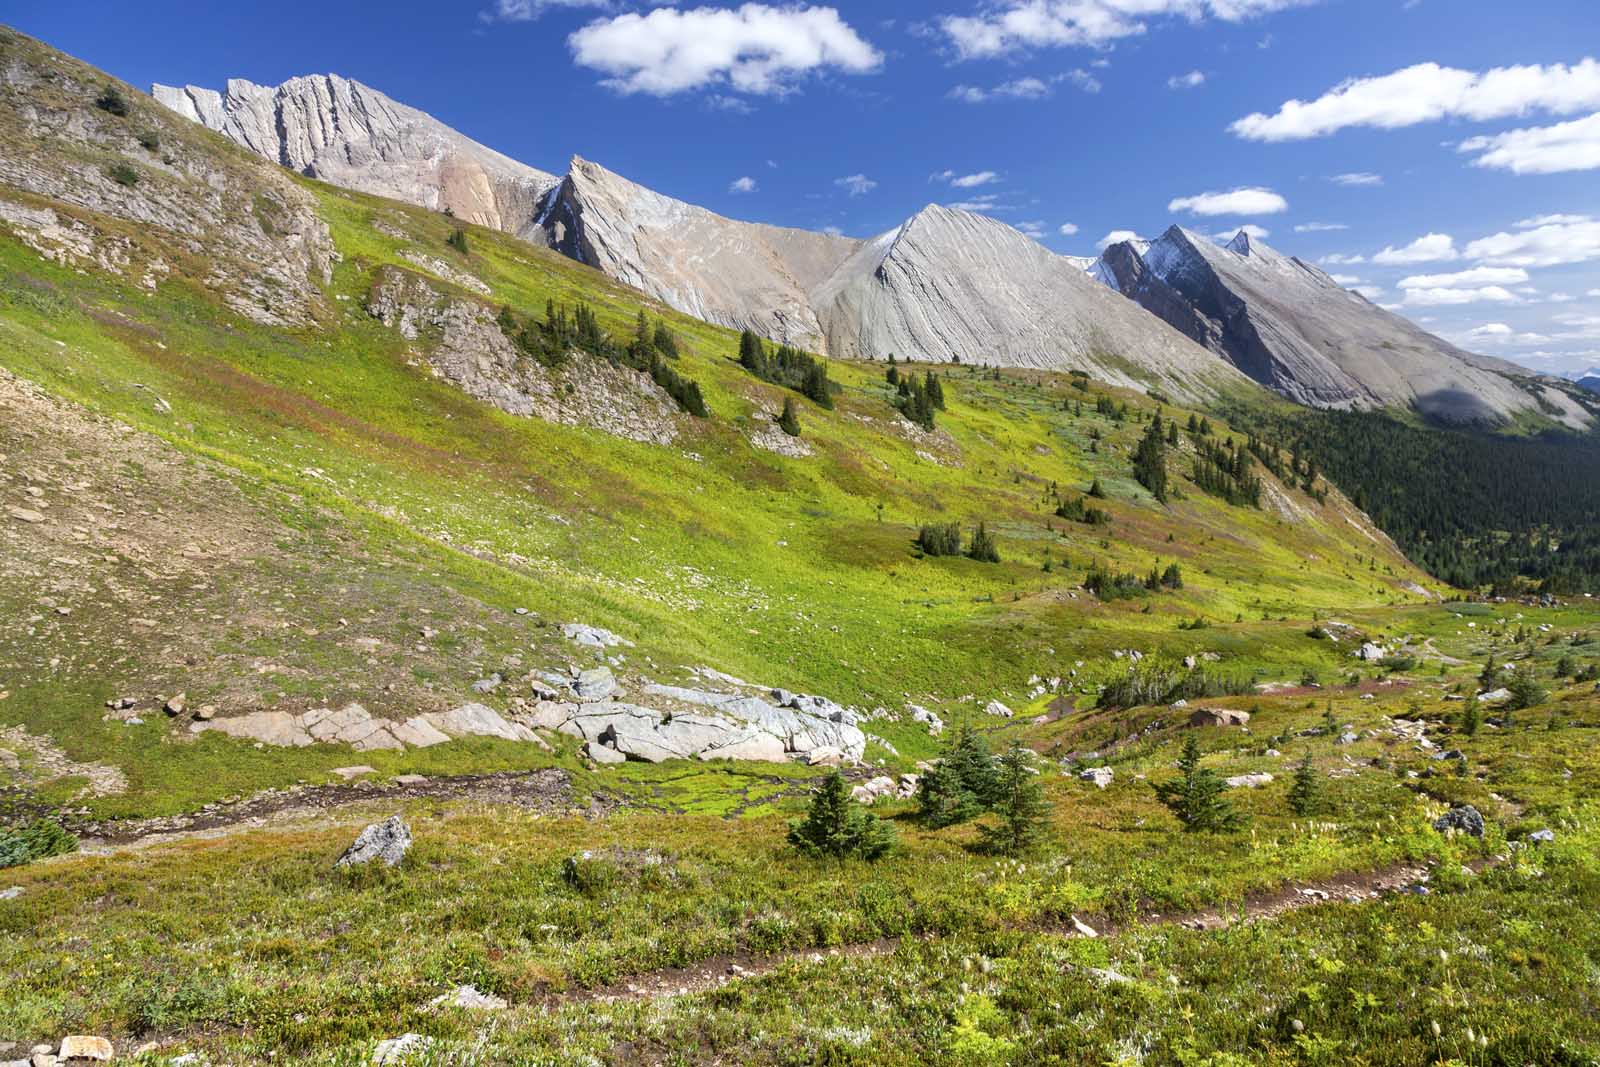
[1459,112,1600,174]
[1295,222,1348,232]
[1168,187,1288,216]
[1328,172,1383,186]
[1168,70,1206,90]
[835,173,878,197]
[949,70,1098,101]
[1465,214,1600,267]
[1058,222,1080,236]
[1402,285,1519,306]
[1230,58,1600,141]
[568,4,882,96]
[1589,289,1600,296]
[1468,322,1514,338]
[729,176,758,193]
[1328,273,1362,284]
[1097,229,1146,249]
[1216,224,1271,242]
[1350,285,1384,300]
[1321,252,1365,265]
[946,193,1004,212]
[941,0,1318,60]
[1015,220,1048,239]
[1396,266,1529,289]
[1372,233,1458,265]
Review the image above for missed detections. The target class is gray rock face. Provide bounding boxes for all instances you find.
[335,815,412,868]
[152,76,560,238]
[1095,226,1589,428]
[813,206,1244,404]
[540,157,860,351]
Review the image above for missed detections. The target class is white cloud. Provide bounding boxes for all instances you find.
[932,169,1000,188]
[1396,266,1529,289]
[949,70,1098,102]
[729,176,758,194]
[821,225,845,237]
[1015,220,1048,239]
[1467,322,1513,338]
[1589,289,1600,296]
[1216,224,1271,242]
[1328,171,1383,186]
[946,193,1005,212]
[568,4,882,96]
[1459,112,1600,174]
[1168,187,1288,216]
[1328,272,1362,284]
[1230,58,1600,141]
[835,173,877,197]
[1402,285,1519,306]
[941,0,1318,60]
[485,0,608,22]
[1097,229,1146,249]
[1168,70,1206,90]
[1372,232,1458,265]
[1321,252,1365,265]
[1465,214,1600,267]
[1461,322,1551,346]
[1351,285,1384,300]
[1058,222,1080,236]
[1295,221,1348,232]
[1549,292,1577,302]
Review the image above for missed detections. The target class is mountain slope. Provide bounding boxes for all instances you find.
[812,204,1247,401]
[153,74,560,238]
[537,156,862,350]
[1096,226,1591,427]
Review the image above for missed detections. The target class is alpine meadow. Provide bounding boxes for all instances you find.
[3,5,1600,1066]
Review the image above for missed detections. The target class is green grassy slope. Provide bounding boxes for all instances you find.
[0,25,1462,818]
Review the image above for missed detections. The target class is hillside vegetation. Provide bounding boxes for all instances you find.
[2,25,1599,1067]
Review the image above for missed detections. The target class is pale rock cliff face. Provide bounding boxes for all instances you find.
[1098,226,1591,427]
[538,157,862,350]
[152,75,560,238]
[812,206,1248,403]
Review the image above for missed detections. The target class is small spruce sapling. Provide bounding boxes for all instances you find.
[1152,735,1244,833]
[788,772,896,860]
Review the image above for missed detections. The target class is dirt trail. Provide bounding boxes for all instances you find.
[555,857,1481,1007]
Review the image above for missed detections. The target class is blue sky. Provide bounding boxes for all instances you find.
[8,0,1600,375]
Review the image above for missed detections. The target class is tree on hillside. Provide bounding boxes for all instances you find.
[1134,414,1169,503]
[1479,654,1500,690]
[1152,736,1244,832]
[778,396,801,437]
[917,725,1003,828]
[738,329,767,375]
[977,742,1051,856]
[1087,478,1106,499]
[917,522,963,558]
[788,773,896,859]
[446,227,470,255]
[1460,693,1481,737]
[1287,753,1324,817]
[94,85,129,117]
[967,522,1000,564]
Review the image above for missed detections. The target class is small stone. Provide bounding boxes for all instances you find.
[1188,708,1250,728]
[371,1034,431,1065]
[1433,804,1485,839]
[335,815,412,869]
[393,774,428,786]
[1071,915,1098,938]
[1528,828,1555,844]
[331,766,378,781]
[1224,773,1274,789]
[573,667,617,702]
[428,984,507,1011]
[1078,767,1114,789]
[164,693,187,716]
[585,741,625,765]
[6,507,46,524]
[194,705,217,721]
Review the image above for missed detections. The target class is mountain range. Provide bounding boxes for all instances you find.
[153,71,1596,428]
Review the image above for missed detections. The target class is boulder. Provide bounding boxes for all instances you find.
[573,667,618,702]
[984,700,1014,718]
[57,1038,113,1063]
[560,623,632,648]
[1433,804,1485,838]
[1188,708,1249,728]
[1478,688,1513,706]
[331,765,377,781]
[1079,767,1114,789]
[425,703,538,743]
[191,710,312,747]
[163,693,187,716]
[1356,642,1387,662]
[908,704,945,735]
[470,674,502,694]
[584,740,625,765]
[806,745,845,766]
[1528,828,1555,844]
[391,717,452,748]
[1337,731,1359,745]
[335,815,412,869]
[1224,773,1274,789]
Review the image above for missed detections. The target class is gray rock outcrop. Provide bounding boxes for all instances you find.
[1433,804,1486,838]
[335,815,412,868]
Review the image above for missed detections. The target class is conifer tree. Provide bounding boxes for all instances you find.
[778,396,801,437]
[917,726,1002,827]
[1287,753,1323,816]
[738,329,766,375]
[978,742,1050,856]
[1087,478,1106,499]
[1460,693,1481,737]
[1152,736,1244,832]
[967,521,1000,563]
[788,772,896,859]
